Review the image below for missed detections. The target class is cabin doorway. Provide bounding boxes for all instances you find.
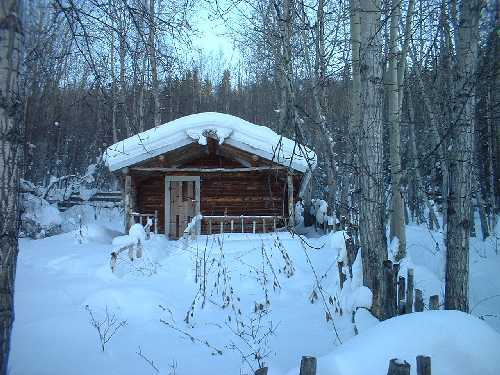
[165,176,201,239]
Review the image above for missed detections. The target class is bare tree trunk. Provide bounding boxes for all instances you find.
[410,46,449,228]
[119,26,130,136]
[297,0,336,215]
[387,0,406,260]
[407,88,440,229]
[491,1,500,219]
[0,1,22,372]
[350,0,361,140]
[358,0,389,320]
[109,3,118,143]
[473,118,491,239]
[276,0,299,137]
[347,0,361,264]
[148,0,160,127]
[445,0,481,313]
[136,0,146,132]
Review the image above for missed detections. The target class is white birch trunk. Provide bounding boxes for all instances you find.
[0,1,22,371]
[387,0,406,260]
[444,0,481,312]
[148,0,160,127]
[358,0,389,320]
[109,5,118,143]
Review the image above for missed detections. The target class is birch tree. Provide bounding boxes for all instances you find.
[386,0,415,260]
[148,0,160,127]
[357,0,389,320]
[387,0,406,260]
[0,0,22,372]
[444,0,481,312]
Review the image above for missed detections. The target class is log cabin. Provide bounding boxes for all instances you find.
[103,112,317,239]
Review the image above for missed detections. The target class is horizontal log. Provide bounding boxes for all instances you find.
[203,215,283,219]
[132,166,287,173]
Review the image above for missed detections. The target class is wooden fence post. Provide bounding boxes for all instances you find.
[384,260,397,319]
[415,289,424,312]
[398,276,406,314]
[299,356,317,375]
[429,295,439,310]
[124,175,133,232]
[405,268,414,313]
[255,367,268,375]
[416,355,431,375]
[338,261,346,289]
[387,359,410,375]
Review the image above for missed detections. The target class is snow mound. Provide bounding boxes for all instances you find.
[103,112,317,173]
[307,311,500,375]
[79,224,121,244]
[330,231,347,263]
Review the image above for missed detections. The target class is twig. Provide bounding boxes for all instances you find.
[136,346,160,373]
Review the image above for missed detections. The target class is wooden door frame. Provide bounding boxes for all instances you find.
[164,175,201,238]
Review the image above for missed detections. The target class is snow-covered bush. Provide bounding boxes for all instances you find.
[42,159,113,202]
[311,199,328,225]
[19,193,62,239]
[294,200,304,227]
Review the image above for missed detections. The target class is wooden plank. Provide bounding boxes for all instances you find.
[415,289,424,312]
[387,359,410,375]
[429,295,439,310]
[416,356,431,375]
[299,356,317,375]
[398,276,406,314]
[405,268,414,313]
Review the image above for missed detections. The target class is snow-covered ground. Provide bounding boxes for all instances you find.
[10,207,500,375]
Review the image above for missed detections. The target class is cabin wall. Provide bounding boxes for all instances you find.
[127,141,302,235]
[134,175,165,232]
[132,170,300,234]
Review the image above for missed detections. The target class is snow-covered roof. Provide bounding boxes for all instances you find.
[103,112,317,173]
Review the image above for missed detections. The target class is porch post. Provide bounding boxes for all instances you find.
[124,174,133,232]
[287,173,295,227]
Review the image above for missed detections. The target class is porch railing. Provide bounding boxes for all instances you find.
[180,215,288,238]
[131,211,158,236]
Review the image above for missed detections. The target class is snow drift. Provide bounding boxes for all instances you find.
[304,310,500,375]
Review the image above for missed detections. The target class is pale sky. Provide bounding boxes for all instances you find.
[190,5,241,65]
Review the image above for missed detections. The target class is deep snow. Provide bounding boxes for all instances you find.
[10,208,500,375]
